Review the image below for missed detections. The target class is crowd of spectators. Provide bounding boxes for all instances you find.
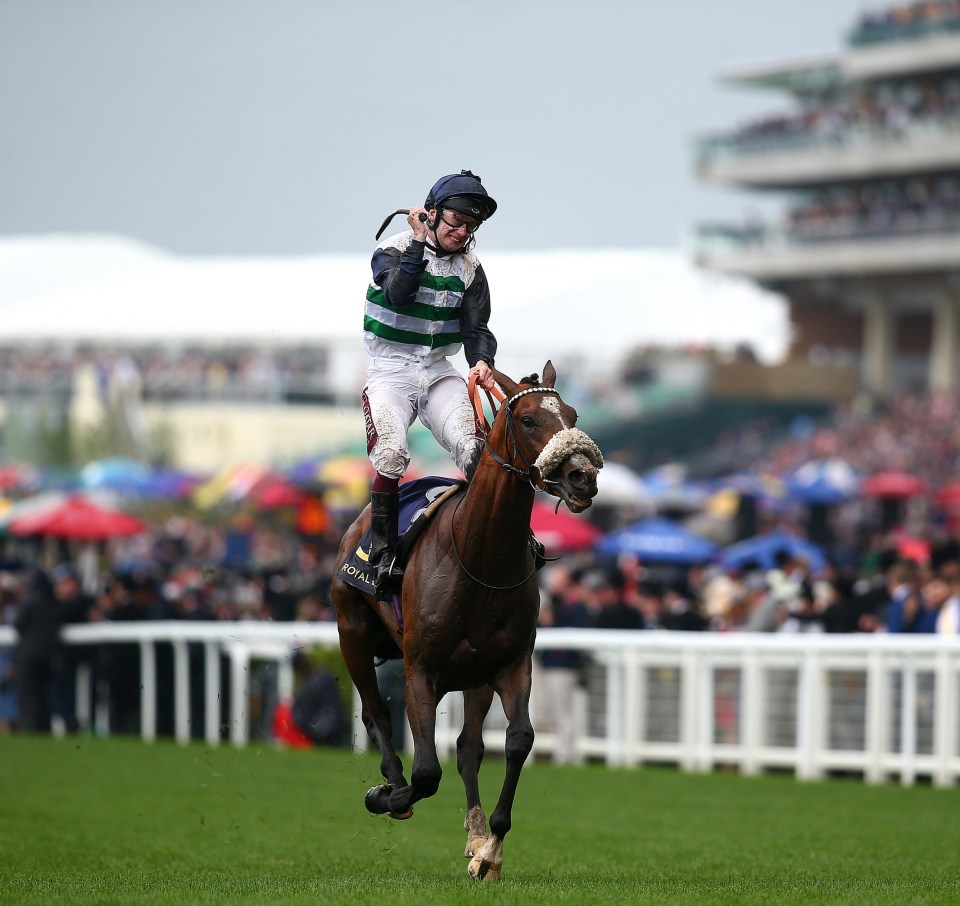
[752,388,960,493]
[848,0,960,46]
[695,9,960,250]
[0,343,338,406]
[700,173,960,253]
[529,382,960,754]
[698,75,960,163]
[0,511,344,738]
[787,176,960,243]
[541,537,960,640]
[5,381,960,742]
[694,3,960,260]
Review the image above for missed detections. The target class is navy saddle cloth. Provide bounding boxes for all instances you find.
[336,477,464,595]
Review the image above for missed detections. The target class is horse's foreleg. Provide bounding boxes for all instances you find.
[458,685,495,858]
[385,667,442,817]
[468,656,535,882]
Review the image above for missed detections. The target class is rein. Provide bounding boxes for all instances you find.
[457,374,566,589]
[468,371,505,435]
[468,373,560,490]
[448,493,539,591]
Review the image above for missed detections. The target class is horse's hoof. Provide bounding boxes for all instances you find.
[467,853,502,882]
[365,784,413,820]
[364,784,392,815]
[464,834,487,859]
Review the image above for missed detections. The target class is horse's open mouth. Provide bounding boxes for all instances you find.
[554,479,595,514]
[540,444,601,514]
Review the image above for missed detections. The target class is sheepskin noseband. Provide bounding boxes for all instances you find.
[534,428,604,477]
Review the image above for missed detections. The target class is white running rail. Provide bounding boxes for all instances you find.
[2,623,959,787]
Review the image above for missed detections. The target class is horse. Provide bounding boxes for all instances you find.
[330,360,602,880]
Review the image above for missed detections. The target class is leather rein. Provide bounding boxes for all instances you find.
[467,373,560,491]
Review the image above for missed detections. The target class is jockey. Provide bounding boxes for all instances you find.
[362,170,500,599]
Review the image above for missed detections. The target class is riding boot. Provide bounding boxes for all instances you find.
[370,491,404,599]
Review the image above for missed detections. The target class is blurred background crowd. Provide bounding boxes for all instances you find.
[3,377,960,743]
[6,0,960,753]
[0,344,334,406]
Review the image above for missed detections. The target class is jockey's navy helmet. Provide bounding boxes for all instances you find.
[425,170,497,221]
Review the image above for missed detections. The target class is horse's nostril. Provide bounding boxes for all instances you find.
[569,469,586,486]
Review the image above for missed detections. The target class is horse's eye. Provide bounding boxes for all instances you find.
[520,415,536,429]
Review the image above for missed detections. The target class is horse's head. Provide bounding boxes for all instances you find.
[490,361,602,513]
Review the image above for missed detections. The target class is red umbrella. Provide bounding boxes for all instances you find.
[530,501,601,553]
[896,535,931,566]
[0,464,31,493]
[937,482,960,506]
[254,479,306,510]
[860,471,928,499]
[9,496,146,540]
[936,482,960,530]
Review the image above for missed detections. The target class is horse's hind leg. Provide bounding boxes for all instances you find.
[332,584,408,816]
[458,685,495,859]
[468,656,535,882]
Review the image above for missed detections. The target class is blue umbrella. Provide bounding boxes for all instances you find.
[135,467,205,500]
[79,459,202,500]
[719,530,827,573]
[596,517,717,565]
[783,458,860,506]
[80,458,153,494]
[287,456,327,484]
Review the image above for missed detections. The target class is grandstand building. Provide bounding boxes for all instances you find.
[694,2,960,396]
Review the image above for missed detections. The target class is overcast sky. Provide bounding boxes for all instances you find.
[1,0,874,257]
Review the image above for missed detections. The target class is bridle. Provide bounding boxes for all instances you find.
[451,375,564,590]
[457,371,602,590]
[468,374,561,492]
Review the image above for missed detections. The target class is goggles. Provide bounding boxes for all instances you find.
[439,211,480,234]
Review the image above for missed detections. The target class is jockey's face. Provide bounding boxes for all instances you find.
[431,208,480,253]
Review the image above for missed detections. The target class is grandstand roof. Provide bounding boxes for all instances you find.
[718,29,960,93]
[719,53,842,94]
[0,233,789,366]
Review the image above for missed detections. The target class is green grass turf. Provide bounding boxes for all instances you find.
[2,735,959,905]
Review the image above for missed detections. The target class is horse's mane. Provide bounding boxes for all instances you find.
[517,373,541,386]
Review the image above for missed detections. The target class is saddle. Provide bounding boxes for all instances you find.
[335,476,549,599]
[336,477,465,597]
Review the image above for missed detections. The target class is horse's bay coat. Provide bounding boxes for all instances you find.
[332,361,601,880]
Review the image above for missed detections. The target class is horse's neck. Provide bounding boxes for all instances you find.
[456,434,536,557]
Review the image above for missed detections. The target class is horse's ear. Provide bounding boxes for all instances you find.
[542,361,557,388]
[491,366,520,399]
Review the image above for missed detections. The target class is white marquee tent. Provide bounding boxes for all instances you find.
[0,233,789,389]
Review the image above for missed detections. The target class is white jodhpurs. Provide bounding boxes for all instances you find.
[362,356,482,479]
